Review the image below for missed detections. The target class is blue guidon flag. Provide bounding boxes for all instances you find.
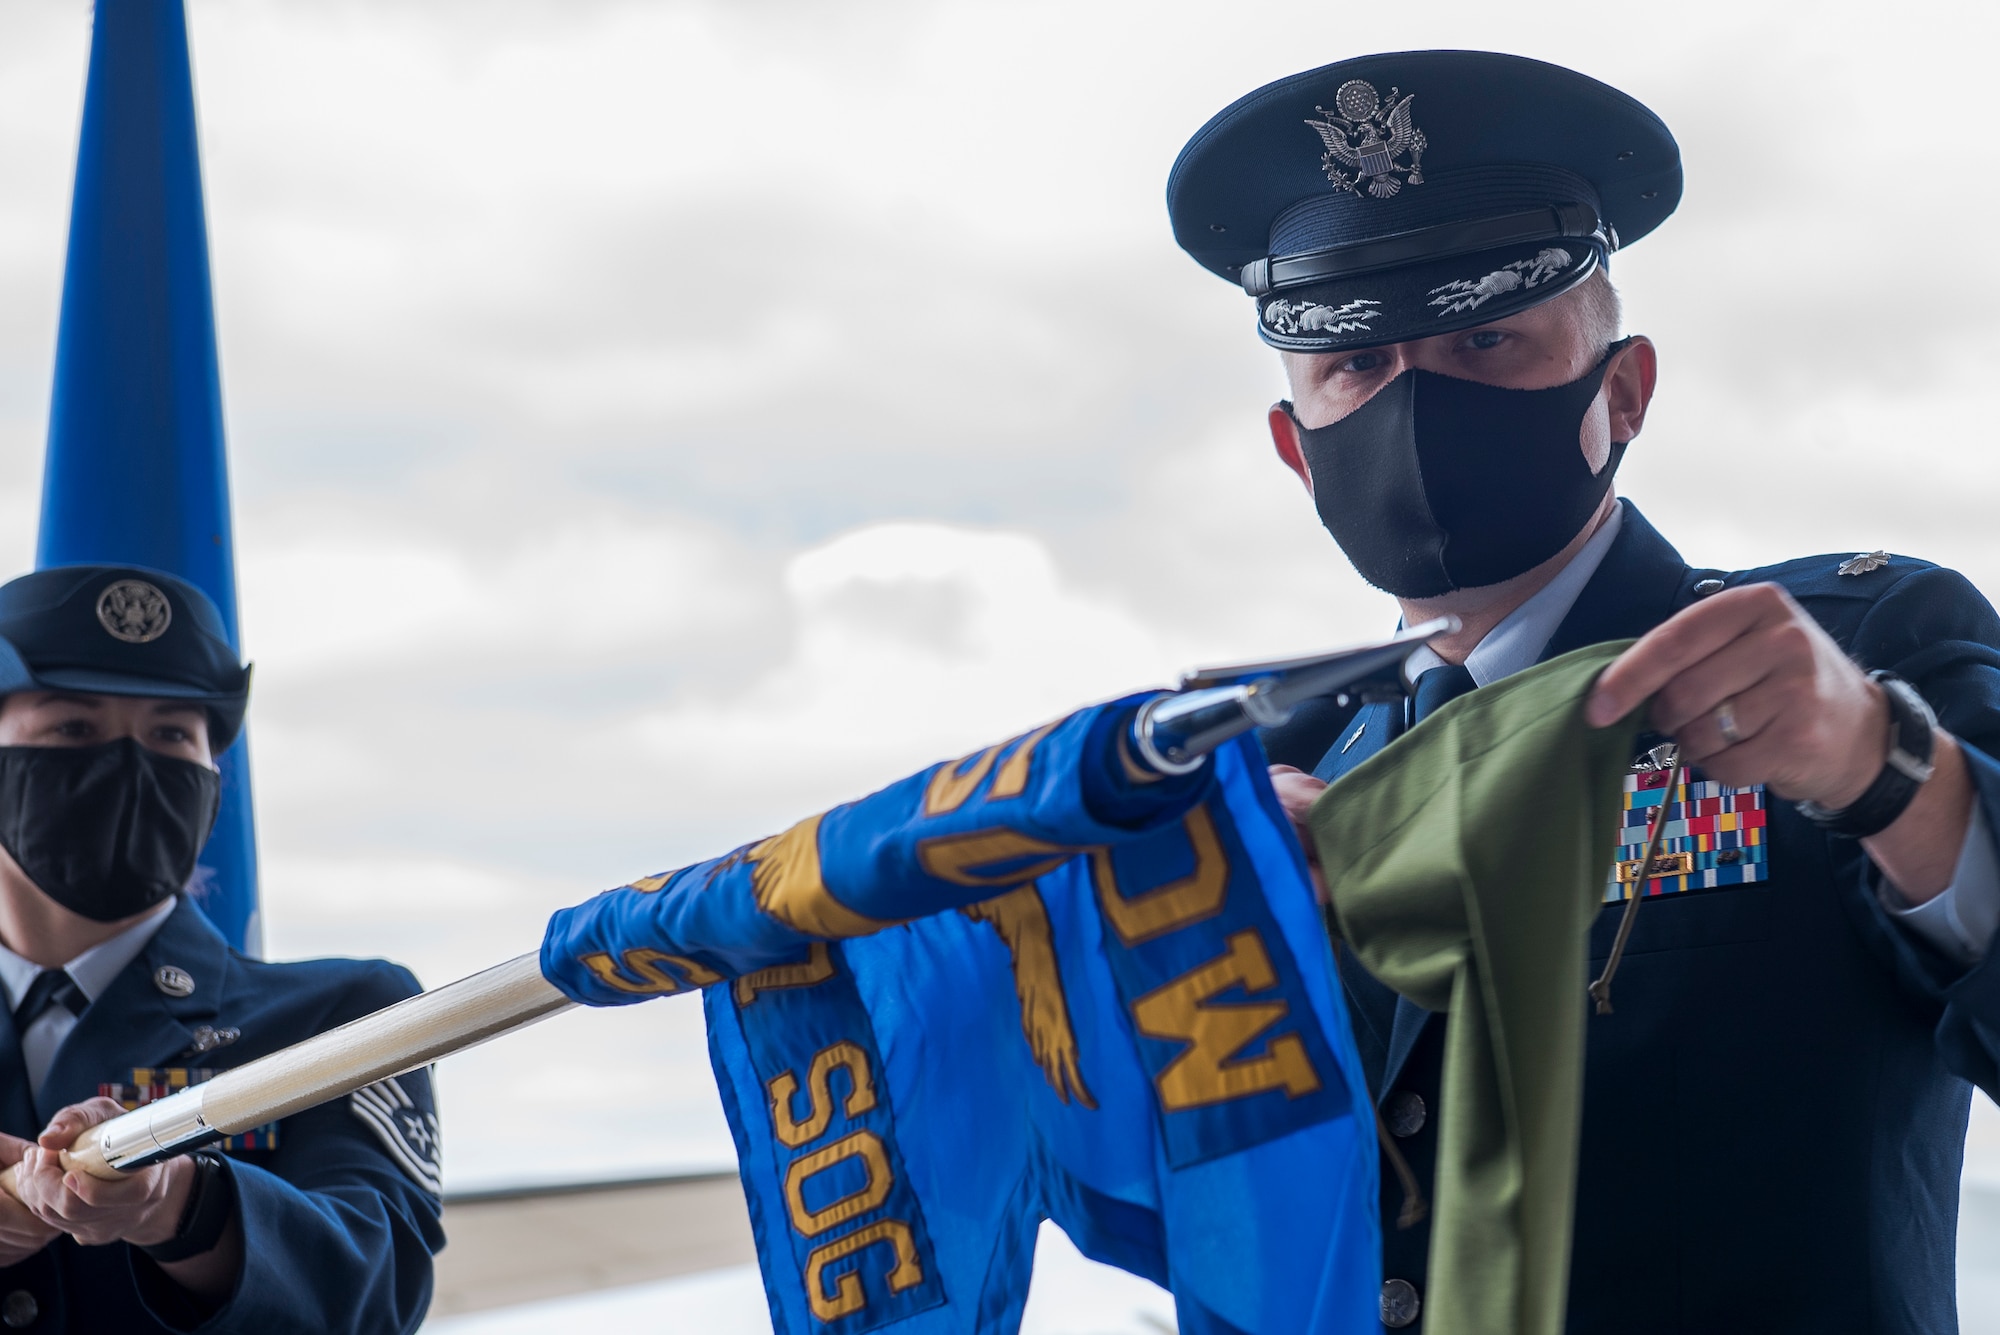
[541,697,1379,1333]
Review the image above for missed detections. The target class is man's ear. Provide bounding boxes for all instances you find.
[1268,404,1315,497]
[1604,336,1658,443]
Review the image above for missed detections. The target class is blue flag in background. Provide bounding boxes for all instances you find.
[542,699,1380,1333]
[41,0,259,951]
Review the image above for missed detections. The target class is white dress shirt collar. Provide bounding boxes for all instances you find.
[0,895,178,1012]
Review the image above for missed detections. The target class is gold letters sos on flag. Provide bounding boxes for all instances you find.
[764,1040,926,1322]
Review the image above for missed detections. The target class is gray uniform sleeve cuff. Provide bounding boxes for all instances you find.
[1880,804,2000,966]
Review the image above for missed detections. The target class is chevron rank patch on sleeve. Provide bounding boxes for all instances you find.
[349,1075,442,1195]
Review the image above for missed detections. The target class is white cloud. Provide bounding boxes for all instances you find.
[239,514,761,670]
[633,521,1175,812]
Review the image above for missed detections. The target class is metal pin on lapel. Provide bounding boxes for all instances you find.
[189,1025,239,1054]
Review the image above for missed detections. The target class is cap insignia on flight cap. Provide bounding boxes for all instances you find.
[96,579,172,644]
[1305,80,1427,199]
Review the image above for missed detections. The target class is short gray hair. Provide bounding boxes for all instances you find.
[1569,266,1623,353]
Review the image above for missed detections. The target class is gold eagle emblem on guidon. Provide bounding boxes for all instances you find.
[962,888,1096,1109]
[745,814,1097,1108]
[1306,79,1426,199]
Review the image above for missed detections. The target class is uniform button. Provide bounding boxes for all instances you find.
[1380,1277,1421,1328]
[1692,578,1725,597]
[2,1290,37,1328]
[1384,1089,1426,1138]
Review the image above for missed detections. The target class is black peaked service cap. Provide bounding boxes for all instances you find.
[1168,51,1681,353]
[0,565,251,751]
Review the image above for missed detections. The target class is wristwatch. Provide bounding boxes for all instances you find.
[137,1151,235,1263]
[1795,671,1938,839]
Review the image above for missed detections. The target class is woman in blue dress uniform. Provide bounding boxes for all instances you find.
[0,564,441,1333]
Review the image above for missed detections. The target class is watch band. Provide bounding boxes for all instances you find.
[1795,671,1938,839]
[137,1150,235,1263]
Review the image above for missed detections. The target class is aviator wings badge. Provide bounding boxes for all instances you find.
[1306,80,1426,199]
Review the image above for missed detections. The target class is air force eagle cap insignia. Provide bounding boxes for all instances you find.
[96,579,172,643]
[1167,51,1682,353]
[1308,80,1426,198]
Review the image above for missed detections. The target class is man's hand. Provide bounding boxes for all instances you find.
[1269,764,1329,902]
[1585,583,1888,805]
[0,1133,60,1265]
[12,1097,192,1248]
[1586,582,1973,902]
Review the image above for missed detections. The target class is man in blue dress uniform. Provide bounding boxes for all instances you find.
[1170,51,2000,1332]
[0,565,442,1332]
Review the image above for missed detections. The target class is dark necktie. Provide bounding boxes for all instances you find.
[13,969,85,1031]
[1411,663,1478,726]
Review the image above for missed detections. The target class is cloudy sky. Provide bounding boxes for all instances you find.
[0,0,1997,1189]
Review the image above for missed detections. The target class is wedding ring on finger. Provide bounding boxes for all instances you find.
[1715,697,1744,747]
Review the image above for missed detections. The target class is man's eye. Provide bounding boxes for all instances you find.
[1338,351,1385,373]
[1464,330,1507,350]
[54,720,93,739]
[156,727,189,745]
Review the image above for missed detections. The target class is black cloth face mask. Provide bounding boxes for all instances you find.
[0,739,220,922]
[1290,338,1633,598]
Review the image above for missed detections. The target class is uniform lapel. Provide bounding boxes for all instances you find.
[1370,502,1704,1097]
[38,899,229,1123]
[1314,700,1404,1093]
[1540,501,1700,661]
[1313,700,1397,784]
[1379,995,1433,1100]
